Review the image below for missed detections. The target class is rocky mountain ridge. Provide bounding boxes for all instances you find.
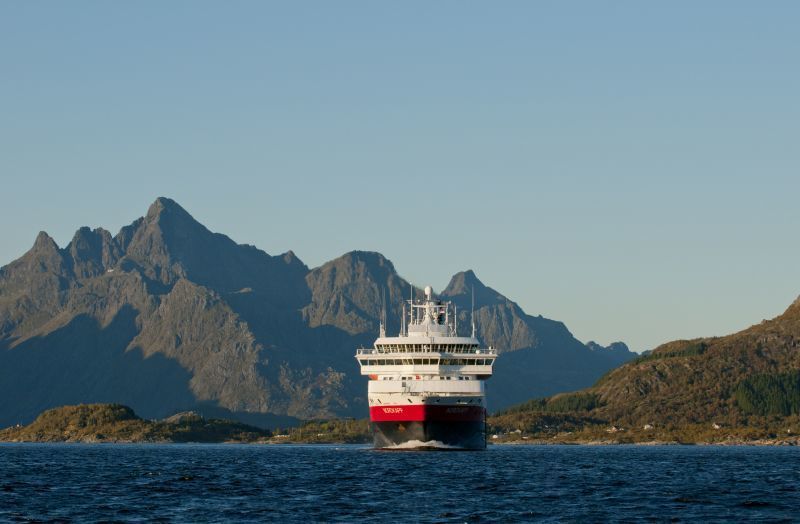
[0,197,635,427]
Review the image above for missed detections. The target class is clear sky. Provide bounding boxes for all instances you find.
[1,2,798,352]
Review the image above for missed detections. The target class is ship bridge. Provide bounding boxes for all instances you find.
[356,286,496,381]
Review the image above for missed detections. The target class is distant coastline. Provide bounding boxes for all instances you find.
[0,404,271,444]
[3,404,799,446]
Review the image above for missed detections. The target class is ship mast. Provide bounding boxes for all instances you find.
[471,286,476,338]
[379,287,386,338]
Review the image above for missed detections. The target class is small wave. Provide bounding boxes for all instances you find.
[382,440,462,450]
[740,500,772,508]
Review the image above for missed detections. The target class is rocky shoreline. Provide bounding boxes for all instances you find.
[6,404,800,446]
[0,404,271,444]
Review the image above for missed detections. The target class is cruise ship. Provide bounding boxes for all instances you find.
[355,286,498,450]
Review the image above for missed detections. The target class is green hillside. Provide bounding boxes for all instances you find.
[489,297,800,444]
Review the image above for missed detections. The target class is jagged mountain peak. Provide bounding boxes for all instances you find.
[309,250,401,291]
[66,226,120,279]
[115,198,310,301]
[121,198,239,286]
[68,226,112,248]
[441,269,507,309]
[146,196,191,220]
[586,340,631,355]
[304,250,410,334]
[0,230,71,303]
[72,225,98,237]
[18,231,65,268]
[141,197,211,240]
[313,250,408,301]
[32,231,59,252]
[330,250,396,273]
[443,269,486,295]
[281,250,307,270]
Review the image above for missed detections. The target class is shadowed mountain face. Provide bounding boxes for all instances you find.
[0,198,635,427]
[440,270,636,408]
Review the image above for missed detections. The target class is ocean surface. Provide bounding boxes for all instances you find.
[1,444,798,522]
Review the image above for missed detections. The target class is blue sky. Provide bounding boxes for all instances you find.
[1,2,798,352]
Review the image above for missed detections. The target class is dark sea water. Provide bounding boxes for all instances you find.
[1,444,799,522]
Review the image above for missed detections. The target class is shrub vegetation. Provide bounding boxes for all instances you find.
[734,371,800,416]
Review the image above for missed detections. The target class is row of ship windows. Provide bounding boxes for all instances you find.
[370,397,481,403]
[379,375,473,381]
[374,344,479,352]
[360,358,494,366]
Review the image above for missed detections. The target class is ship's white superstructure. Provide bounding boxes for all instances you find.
[355,286,497,450]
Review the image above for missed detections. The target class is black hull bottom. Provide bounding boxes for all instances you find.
[372,421,486,450]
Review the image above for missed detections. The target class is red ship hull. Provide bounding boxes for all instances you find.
[369,405,487,450]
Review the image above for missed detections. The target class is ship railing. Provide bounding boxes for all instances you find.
[356,348,497,356]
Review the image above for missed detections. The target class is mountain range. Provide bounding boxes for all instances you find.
[0,197,635,427]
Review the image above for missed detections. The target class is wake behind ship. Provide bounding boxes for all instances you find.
[355,286,498,450]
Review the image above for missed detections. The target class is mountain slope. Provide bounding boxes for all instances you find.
[441,270,635,407]
[592,297,800,426]
[492,297,800,442]
[0,198,326,424]
[0,198,635,427]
